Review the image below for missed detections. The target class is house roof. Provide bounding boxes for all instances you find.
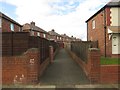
[22,22,48,33]
[61,34,71,39]
[107,26,120,33]
[0,12,22,26]
[48,29,60,36]
[86,0,120,22]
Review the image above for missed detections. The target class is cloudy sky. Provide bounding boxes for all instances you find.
[0,0,110,40]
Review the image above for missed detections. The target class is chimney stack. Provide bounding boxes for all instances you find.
[31,21,35,26]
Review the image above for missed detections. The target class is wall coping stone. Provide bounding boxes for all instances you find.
[89,48,100,51]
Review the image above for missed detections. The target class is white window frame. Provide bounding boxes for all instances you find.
[19,27,21,32]
[57,36,59,40]
[37,32,40,36]
[92,20,95,29]
[10,23,14,31]
[43,34,46,38]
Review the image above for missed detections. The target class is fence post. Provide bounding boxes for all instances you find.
[87,48,100,84]
[49,46,54,63]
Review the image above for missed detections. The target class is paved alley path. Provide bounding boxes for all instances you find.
[39,49,90,86]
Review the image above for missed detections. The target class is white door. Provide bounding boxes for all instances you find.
[112,34,120,54]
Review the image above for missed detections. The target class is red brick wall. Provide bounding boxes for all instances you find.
[2,18,21,32]
[106,8,111,26]
[25,48,40,84]
[68,49,119,84]
[86,48,100,83]
[2,18,10,32]
[87,11,105,56]
[112,54,120,58]
[2,47,58,85]
[67,48,100,84]
[101,65,120,84]
[87,7,112,57]
[2,48,40,85]
[2,56,28,84]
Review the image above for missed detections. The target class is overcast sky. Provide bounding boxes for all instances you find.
[0,0,110,40]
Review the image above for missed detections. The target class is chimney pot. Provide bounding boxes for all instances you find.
[52,29,55,32]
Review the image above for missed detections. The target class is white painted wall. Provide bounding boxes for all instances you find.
[112,34,120,54]
[110,8,120,26]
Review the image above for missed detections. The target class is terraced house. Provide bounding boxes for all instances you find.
[0,12,22,32]
[22,21,49,39]
[86,0,120,58]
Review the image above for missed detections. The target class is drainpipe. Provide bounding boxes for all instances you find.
[87,23,88,41]
[104,9,107,57]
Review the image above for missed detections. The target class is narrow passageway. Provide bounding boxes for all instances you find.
[39,49,90,86]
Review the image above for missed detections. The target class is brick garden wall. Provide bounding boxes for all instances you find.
[67,48,120,84]
[112,54,120,58]
[2,32,59,85]
[2,45,58,85]
[67,48,100,83]
[101,65,120,84]
[2,48,40,85]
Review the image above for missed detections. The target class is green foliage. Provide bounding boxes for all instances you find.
[100,57,120,65]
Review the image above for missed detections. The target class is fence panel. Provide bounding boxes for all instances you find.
[13,32,29,55]
[2,32,12,56]
[2,32,59,64]
[2,32,29,56]
[71,41,98,62]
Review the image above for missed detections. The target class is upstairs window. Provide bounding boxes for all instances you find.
[19,27,21,31]
[43,34,46,38]
[10,23,14,31]
[37,32,40,36]
[92,20,95,29]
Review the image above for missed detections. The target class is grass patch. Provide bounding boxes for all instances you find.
[100,57,120,65]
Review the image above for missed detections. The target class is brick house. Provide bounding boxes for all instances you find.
[0,12,22,32]
[71,36,81,41]
[22,21,49,39]
[61,34,72,49]
[48,29,61,42]
[48,29,64,48]
[86,0,120,58]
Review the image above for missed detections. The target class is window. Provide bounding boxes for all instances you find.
[92,20,95,29]
[0,18,1,28]
[37,32,40,36]
[19,27,21,31]
[10,23,14,31]
[43,34,46,38]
